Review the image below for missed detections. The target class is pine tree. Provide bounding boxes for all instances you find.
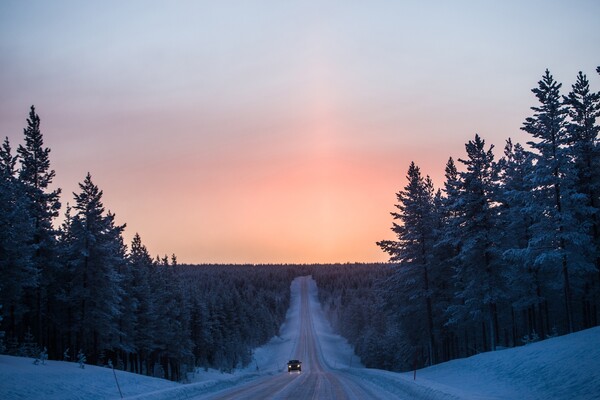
[521,70,594,333]
[498,139,549,339]
[153,266,193,380]
[449,134,505,351]
[127,233,157,374]
[0,137,36,340]
[77,349,86,369]
[436,157,463,263]
[16,106,61,348]
[563,71,600,328]
[55,205,78,355]
[377,162,438,363]
[68,173,125,362]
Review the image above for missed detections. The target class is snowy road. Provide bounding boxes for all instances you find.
[197,276,393,400]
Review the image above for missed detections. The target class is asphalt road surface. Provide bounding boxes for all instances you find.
[198,276,392,400]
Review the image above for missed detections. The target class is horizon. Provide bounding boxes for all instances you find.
[1,1,599,264]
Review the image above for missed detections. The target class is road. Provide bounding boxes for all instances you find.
[197,276,392,400]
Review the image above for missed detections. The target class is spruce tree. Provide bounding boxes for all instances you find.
[521,70,593,333]
[378,162,438,363]
[563,71,600,327]
[69,173,125,362]
[498,139,550,339]
[437,157,463,259]
[55,204,78,356]
[449,134,505,351]
[16,106,61,348]
[128,233,157,373]
[0,137,36,339]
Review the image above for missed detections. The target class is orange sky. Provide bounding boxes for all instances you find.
[1,1,599,263]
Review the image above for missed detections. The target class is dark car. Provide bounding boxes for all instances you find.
[287,359,302,372]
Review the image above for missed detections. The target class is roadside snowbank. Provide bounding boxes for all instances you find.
[402,326,600,400]
[0,354,178,399]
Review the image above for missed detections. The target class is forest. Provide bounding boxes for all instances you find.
[0,105,307,380]
[314,68,600,371]
[1,66,599,379]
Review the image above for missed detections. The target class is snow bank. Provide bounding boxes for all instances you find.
[407,326,600,400]
[0,354,178,399]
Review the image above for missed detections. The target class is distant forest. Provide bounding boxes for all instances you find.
[1,67,599,380]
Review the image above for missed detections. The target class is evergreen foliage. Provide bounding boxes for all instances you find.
[0,137,36,338]
[377,162,440,364]
[16,106,62,350]
[449,134,504,351]
[317,67,600,372]
[0,106,303,381]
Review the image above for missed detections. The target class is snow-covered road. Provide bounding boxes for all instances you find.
[196,276,453,400]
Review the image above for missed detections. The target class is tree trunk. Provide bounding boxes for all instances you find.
[536,302,544,338]
[511,306,517,347]
[423,265,435,365]
[489,303,498,351]
[562,252,573,333]
[481,321,487,352]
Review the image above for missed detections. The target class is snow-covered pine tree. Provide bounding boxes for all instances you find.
[0,137,36,343]
[115,239,136,369]
[448,134,505,351]
[433,157,475,356]
[16,106,62,350]
[127,233,156,374]
[563,71,600,328]
[430,187,456,361]
[498,139,533,252]
[377,162,439,364]
[77,349,86,369]
[19,326,39,357]
[498,139,549,340]
[436,158,463,266]
[521,70,593,333]
[54,205,79,357]
[68,173,125,363]
[150,261,193,380]
[34,346,48,365]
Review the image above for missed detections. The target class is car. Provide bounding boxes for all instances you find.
[287,359,302,373]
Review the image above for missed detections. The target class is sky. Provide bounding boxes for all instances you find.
[1,1,599,264]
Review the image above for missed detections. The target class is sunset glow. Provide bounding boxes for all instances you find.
[1,1,599,263]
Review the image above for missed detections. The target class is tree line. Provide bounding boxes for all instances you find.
[0,106,302,380]
[314,68,600,371]
[2,66,598,378]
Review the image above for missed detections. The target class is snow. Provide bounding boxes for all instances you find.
[404,327,600,400]
[1,276,600,399]
[0,355,179,399]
